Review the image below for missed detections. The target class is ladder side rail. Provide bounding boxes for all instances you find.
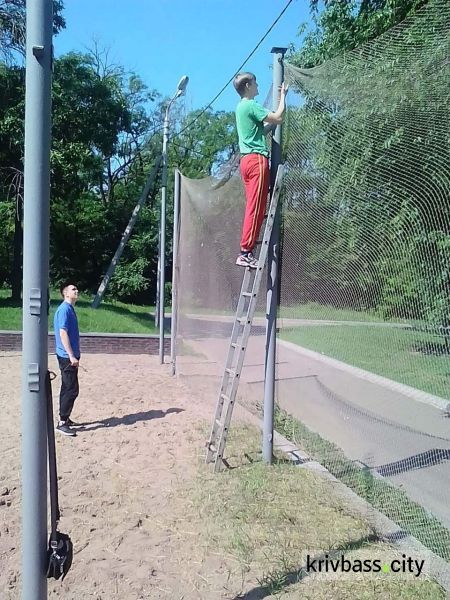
[206,270,252,461]
[251,166,283,280]
[209,165,284,469]
[213,276,267,470]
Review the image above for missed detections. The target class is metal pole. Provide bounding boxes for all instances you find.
[170,169,181,375]
[155,225,160,328]
[158,107,170,363]
[263,47,286,464]
[156,76,188,357]
[21,0,53,597]
[92,155,162,308]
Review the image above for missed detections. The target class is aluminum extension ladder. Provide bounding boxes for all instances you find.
[205,164,284,472]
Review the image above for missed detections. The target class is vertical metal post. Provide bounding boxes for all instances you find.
[263,47,286,464]
[170,169,181,375]
[158,110,169,363]
[156,76,188,362]
[92,155,162,309]
[155,228,160,328]
[21,1,53,597]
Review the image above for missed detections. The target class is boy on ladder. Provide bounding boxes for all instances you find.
[233,72,288,268]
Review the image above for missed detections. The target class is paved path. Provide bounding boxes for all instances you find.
[183,313,413,329]
[177,315,450,533]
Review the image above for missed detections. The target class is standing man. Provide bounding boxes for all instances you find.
[233,72,288,267]
[53,282,80,437]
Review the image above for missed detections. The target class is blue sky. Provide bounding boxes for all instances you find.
[54,0,310,114]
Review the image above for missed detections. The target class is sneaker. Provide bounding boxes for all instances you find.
[235,252,258,268]
[66,418,81,427]
[56,422,76,437]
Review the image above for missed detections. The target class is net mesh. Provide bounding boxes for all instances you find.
[175,0,450,563]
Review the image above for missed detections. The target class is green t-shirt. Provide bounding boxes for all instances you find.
[235,98,269,157]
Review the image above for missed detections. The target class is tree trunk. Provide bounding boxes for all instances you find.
[11,212,22,302]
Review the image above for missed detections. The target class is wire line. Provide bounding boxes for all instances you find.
[176,0,294,137]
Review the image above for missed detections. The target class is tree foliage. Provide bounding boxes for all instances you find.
[300,0,428,66]
[284,0,450,337]
[0,29,238,304]
[0,0,65,62]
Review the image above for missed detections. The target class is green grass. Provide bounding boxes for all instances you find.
[274,407,450,565]
[183,301,405,323]
[280,324,450,400]
[278,302,399,323]
[0,289,158,334]
[193,424,447,598]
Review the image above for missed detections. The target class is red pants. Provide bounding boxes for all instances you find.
[240,153,270,252]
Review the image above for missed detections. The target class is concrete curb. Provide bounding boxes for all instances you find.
[237,404,450,592]
[276,433,450,592]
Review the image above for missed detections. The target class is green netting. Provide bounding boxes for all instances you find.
[175,0,450,564]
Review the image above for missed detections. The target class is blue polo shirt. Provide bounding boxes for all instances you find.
[54,301,80,359]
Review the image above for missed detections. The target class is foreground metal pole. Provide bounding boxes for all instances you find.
[263,47,286,464]
[21,0,53,597]
[92,155,162,308]
[158,109,169,363]
[170,170,181,375]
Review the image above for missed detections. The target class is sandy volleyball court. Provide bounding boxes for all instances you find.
[0,352,253,599]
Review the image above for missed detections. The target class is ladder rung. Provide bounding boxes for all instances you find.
[225,368,238,377]
[242,292,255,298]
[215,418,227,429]
[237,317,251,325]
[220,393,230,401]
[231,343,245,350]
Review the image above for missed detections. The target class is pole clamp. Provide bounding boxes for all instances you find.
[32,45,45,58]
[28,363,40,392]
[29,288,42,316]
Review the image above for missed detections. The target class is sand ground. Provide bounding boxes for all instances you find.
[0,352,261,600]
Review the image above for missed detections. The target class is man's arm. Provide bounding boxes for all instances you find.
[264,82,289,125]
[60,329,79,367]
[263,123,276,135]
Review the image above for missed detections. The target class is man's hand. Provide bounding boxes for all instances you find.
[266,83,289,125]
[279,82,289,98]
[69,355,79,367]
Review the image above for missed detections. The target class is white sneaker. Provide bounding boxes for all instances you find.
[235,252,258,268]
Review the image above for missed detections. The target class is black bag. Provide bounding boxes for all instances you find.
[47,531,73,580]
[45,371,73,580]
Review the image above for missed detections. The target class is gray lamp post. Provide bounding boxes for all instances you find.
[21,1,53,596]
[158,75,189,364]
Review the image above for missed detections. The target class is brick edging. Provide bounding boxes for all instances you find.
[0,332,170,355]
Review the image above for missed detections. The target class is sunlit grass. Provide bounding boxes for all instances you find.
[0,289,158,334]
[280,324,450,399]
[192,424,446,598]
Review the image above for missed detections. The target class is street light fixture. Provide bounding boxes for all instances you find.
[158,75,189,364]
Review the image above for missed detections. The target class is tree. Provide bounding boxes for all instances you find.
[0,63,24,298]
[0,49,162,297]
[299,0,428,67]
[49,51,161,292]
[284,0,450,338]
[104,107,239,303]
[170,109,238,179]
[0,0,65,62]
[0,0,65,298]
